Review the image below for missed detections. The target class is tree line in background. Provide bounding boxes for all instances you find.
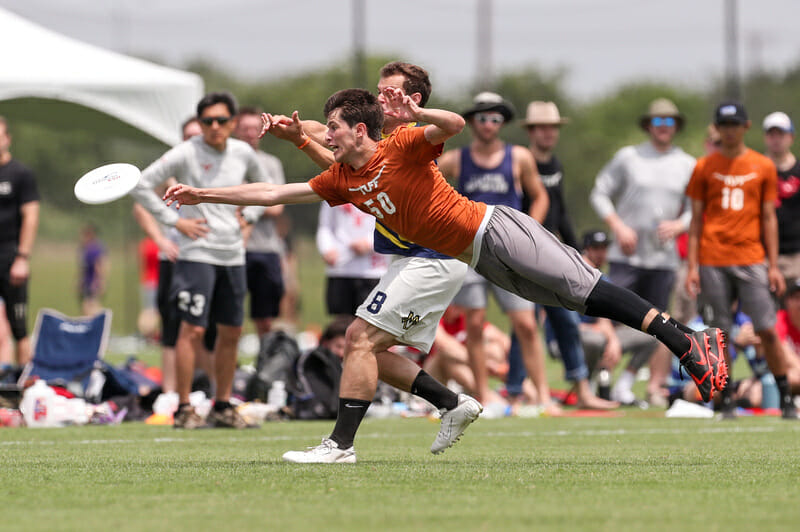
[10,54,800,240]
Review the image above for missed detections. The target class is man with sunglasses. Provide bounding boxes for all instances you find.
[132,91,268,429]
[590,98,695,406]
[438,92,555,413]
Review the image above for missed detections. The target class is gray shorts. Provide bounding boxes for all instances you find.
[452,267,534,312]
[473,205,602,312]
[698,264,776,332]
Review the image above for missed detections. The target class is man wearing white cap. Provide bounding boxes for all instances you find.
[763,111,800,281]
[590,98,696,406]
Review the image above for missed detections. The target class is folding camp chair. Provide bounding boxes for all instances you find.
[18,308,112,399]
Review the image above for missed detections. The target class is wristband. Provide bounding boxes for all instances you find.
[16,252,29,259]
[297,137,311,150]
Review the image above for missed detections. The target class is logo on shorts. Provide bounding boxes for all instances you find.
[401,311,420,330]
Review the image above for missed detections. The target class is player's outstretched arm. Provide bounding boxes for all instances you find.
[381,87,464,145]
[164,182,322,209]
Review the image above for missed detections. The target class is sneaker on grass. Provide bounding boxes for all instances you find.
[431,394,482,455]
[207,405,257,429]
[282,438,356,464]
[173,406,207,429]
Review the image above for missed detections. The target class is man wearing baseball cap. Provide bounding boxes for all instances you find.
[438,92,555,412]
[520,101,617,409]
[762,111,800,282]
[590,98,696,406]
[686,100,797,419]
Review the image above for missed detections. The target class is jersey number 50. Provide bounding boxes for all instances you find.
[363,192,396,219]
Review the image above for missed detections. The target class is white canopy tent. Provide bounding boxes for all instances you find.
[0,7,204,146]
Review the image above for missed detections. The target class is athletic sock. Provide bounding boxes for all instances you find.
[667,316,694,334]
[329,398,371,449]
[584,280,690,356]
[645,317,691,357]
[410,370,459,410]
[775,374,793,410]
[213,400,231,412]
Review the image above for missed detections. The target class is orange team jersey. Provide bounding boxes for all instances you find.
[685,148,778,266]
[308,126,487,258]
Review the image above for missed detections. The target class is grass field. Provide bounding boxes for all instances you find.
[2,414,799,532]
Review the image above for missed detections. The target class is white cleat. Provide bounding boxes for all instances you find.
[282,438,357,464]
[431,394,482,455]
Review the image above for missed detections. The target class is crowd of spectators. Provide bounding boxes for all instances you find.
[3,71,800,424]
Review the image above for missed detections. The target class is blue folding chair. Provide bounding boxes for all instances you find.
[18,308,112,398]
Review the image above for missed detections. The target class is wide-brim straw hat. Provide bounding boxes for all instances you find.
[523,101,569,126]
[639,98,685,131]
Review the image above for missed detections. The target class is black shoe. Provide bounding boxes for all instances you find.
[679,328,728,402]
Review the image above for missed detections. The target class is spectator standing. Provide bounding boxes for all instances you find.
[78,224,107,317]
[132,92,268,429]
[316,202,388,317]
[685,100,797,419]
[0,116,39,367]
[522,101,617,409]
[438,92,555,412]
[762,112,800,282]
[234,107,288,339]
[590,98,695,406]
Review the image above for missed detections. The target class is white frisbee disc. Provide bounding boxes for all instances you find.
[74,163,141,205]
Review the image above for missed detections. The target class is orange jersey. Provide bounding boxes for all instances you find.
[309,127,487,258]
[685,148,777,266]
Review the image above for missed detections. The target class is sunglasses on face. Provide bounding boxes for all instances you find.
[199,116,232,126]
[651,117,676,128]
[475,113,504,125]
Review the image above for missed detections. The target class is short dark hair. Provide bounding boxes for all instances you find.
[324,89,384,141]
[196,91,238,118]
[320,316,353,343]
[379,62,432,107]
[238,106,263,117]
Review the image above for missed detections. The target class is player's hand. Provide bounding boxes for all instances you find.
[613,223,638,256]
[174,218,209,240]
[768,265,786,297]
[322,249,338,266]
[657,219,684,243]
[350,238,373,256]
[263,111,305,144]
[163,183,202,208]
[381,87,421,122]
[685,267,701,297]
[9,256,29,286]
[155,237,179,262]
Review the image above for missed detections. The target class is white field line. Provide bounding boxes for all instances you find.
[1,423,796,447]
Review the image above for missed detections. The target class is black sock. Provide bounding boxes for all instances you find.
[213,400,231,412]
[329,398,371,449]
[667,317,694,334]
[645,317,692,357]
[411,370,459,410]
[585,280,690,356]
[775,374,792,409]
[178,402,191,411]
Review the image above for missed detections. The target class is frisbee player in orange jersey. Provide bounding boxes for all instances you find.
[165,87,729,460]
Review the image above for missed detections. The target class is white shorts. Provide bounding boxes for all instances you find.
[356,255,468,352]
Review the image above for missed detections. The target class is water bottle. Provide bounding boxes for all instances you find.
[597,369,611,401]
[20,380,57,428]
[268,380,287,408]
[760,372,780,409]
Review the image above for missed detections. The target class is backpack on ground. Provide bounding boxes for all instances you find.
[287,346,342,420]
[245,330,300,402]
